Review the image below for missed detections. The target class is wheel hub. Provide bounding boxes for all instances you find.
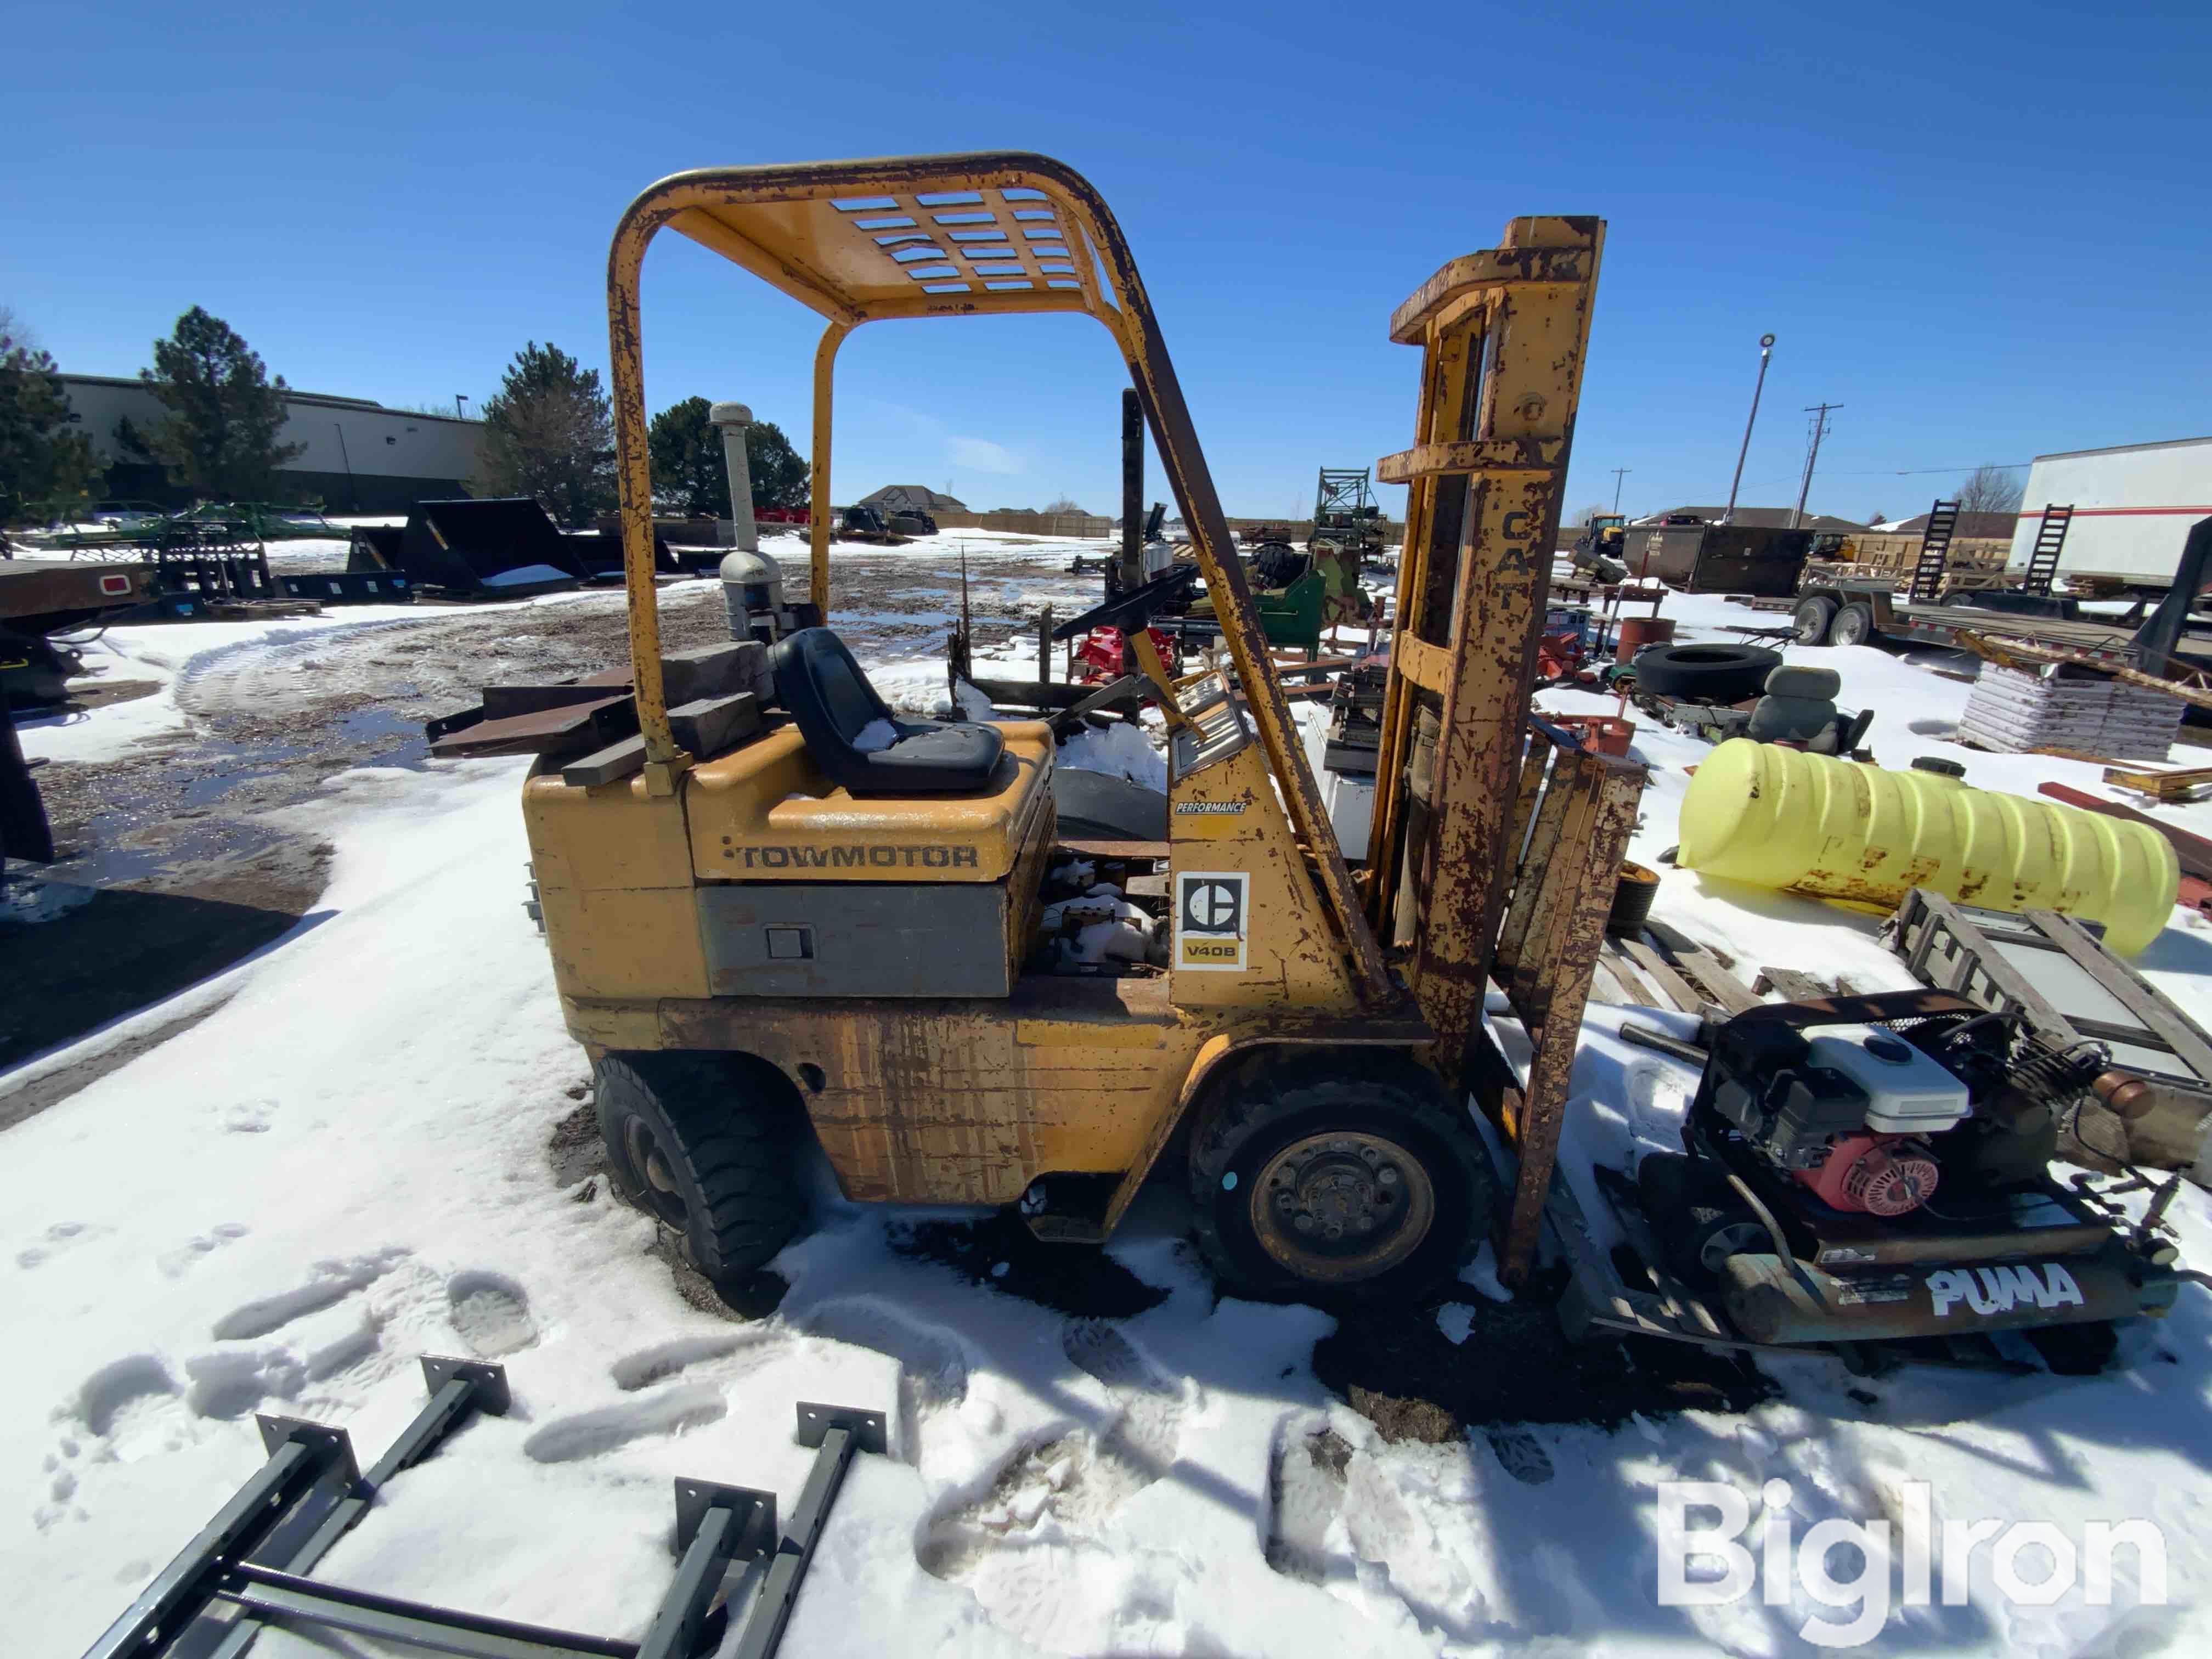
[1253,1132,1435,1282]
[622,1116,689,1228]
[1697,1219,1767,1276]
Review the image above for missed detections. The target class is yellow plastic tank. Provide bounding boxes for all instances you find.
[1678,740,2179,955]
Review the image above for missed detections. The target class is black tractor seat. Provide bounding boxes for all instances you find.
[770,626,1003,795]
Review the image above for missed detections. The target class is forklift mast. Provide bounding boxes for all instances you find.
[1364,219,1609,1077]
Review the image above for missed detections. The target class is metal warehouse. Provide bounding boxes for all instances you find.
[59,374,484,514]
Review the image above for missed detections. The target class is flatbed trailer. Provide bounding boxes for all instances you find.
[0,561,156,635]
[1782,580,2212,674]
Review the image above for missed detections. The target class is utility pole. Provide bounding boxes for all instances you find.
[1790,403,1841,529]
[1610,468,1630,513]
[1722,332,1776,525]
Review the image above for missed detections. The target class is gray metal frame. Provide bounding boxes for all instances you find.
[78,1359,888,1659]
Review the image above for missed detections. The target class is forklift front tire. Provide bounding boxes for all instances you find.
[1188,1055,1493,1305]
[595,1052,806,1282]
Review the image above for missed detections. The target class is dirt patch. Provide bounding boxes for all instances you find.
[891,1210,1170,1319]
[1347,1388,1461,1445]
[1313,1272,1775,1435]
[0,991,235,1132]
[1,837,331,1084]
[641,1235,790,1321]
[7,545,1102,1118]
[47,679,163,712]
[546,1098,605,1188]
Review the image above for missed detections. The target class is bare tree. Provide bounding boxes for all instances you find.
[1955,465,2024,515]
[1570,501,1608,526]
[1041,494,1085,514]
[0,304,33,354]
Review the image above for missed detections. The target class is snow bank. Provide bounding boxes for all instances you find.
[1057,720,1167,793]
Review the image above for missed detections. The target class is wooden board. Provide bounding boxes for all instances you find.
[1645,919,1762,1014]
[2103,764,2212,803]
[1753,966,1830,1002]
[1617,936,1704,1013]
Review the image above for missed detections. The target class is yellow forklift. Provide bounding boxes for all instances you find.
[526,153,1628,1301]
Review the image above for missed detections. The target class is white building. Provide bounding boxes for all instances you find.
[60,375,484,514]
[2006,437,2212,589]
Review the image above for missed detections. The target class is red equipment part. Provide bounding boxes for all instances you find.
[1795,1132,1940,1216]
[1074,625,1177,685]
[1534,628,1596,687]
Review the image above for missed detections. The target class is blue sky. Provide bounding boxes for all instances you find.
[9,2,2207,523]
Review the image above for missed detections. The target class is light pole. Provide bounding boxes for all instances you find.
[1722,333,1776,525]
[455,394,469,419]
[1610,467,1630,514]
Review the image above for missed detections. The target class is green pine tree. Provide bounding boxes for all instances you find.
[132,307,304,500]
[647,397,730,517]
[646,397,810,517]
[745,419,808,514]
[0,313,99,522]
[476,342,615,527]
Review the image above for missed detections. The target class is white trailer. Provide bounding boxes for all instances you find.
[2007,436,2212,590]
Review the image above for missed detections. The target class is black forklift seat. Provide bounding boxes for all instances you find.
[770,627,1003,795]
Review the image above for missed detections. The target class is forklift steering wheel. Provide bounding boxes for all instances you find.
[1052,563,1199,641]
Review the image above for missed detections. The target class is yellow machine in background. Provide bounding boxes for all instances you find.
[524,153,1611,1300]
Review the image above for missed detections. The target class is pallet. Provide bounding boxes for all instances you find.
[1888,889,2212,1099]
[1589,919,1767,1015]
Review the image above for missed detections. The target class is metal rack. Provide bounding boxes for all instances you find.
[82,1358,883,1659]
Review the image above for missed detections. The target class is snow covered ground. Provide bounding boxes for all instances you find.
[8,565,2212,1655]
[1532,592,2212,1032]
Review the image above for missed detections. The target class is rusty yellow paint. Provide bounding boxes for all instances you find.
[565,1001,665,1052]
[657,985,1204,1203]
[1363,215,1606,1086]
[1169,742,1362,1011]
[524,762,711,1002]
[683,722,1056,882]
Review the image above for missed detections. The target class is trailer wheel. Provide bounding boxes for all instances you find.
[1830,602,1876,648]
[595,1051,806,1282]
[1792,595,1837,645]
[1188,1052,1492,1304]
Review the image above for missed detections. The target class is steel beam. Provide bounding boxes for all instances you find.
[730,1403,888,1659]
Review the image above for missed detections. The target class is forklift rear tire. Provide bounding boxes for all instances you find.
[595,1052,806,1282]
[1187,1053,1493,1304]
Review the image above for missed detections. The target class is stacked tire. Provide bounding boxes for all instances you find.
[1626,644,1781,703]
